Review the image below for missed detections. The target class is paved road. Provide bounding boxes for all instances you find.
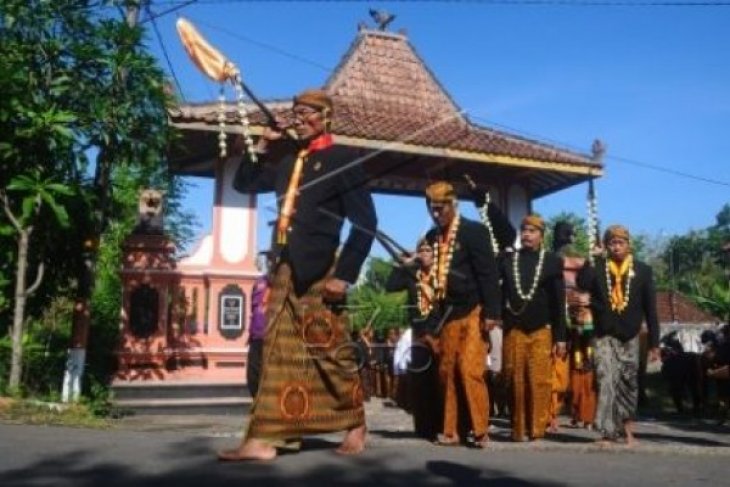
[1,400,728,486]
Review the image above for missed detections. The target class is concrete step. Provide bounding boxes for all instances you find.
[111,381,252,415]
[113,396,252,416]
[112,381,251,401]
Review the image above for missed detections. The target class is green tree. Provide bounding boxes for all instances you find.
[0,1,193,399]
[691,281,729,324]
[658,204,730,322]
[0,172,73,390]
[350,257,409,333]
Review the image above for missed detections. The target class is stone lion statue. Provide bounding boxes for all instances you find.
[133,188,165,235]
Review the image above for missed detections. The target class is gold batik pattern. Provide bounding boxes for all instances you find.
[570,369,596,425]
[504,326,552,440]
[438,307,489,438]
[549,355,569,423]
[245,263,364,441]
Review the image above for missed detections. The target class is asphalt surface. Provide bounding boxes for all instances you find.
[1,399,729,486]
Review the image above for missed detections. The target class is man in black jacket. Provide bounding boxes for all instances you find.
[423,181,501,448]
[577,225,660,446]
[500,214,567,441]
[220,89,377,461]
[385,238,442,440]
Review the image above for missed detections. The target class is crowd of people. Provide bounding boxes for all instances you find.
[375,180,662,448]
[217,87,726,462]
[659,324,730,420]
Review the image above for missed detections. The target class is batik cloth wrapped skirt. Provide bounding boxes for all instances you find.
[549,354,569,419]
[594,335,640,438]
[504,326,552,440]
[245,263,365,441]
[439,306,489,439]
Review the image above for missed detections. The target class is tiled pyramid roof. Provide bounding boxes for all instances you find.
[169,28,601,186]
[324,29,592,167]
[325,29,462,121]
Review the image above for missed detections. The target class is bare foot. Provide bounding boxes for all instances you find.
[217,439,277,462]
[624,420,637,447]
[594,437,614,448]
[336,424,367,455]
[624,433,638,447]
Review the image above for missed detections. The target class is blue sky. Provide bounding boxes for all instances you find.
[144,2,730,256]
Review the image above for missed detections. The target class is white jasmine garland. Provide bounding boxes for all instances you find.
[431,213,461,302]
[507,246,545,315]
[514,246,545,301]
[234,73,258,164]
[217,87,227,158]
[587,191,599,265]
[477,191,500,254]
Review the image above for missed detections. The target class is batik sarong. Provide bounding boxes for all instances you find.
[570,369,596,425]
[504,326,552,440]
[439,306,489,439]
[549,354,569,423]
[245,263,365,441]
[594,335,640,438]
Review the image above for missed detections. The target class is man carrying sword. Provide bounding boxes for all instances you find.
[220,89,377,461]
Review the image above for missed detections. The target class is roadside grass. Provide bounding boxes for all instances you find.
[0,397,112,429]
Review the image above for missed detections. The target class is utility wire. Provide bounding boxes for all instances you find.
[192,18,334,73]
[141,0,199,24]
[469,113,730,187]
[608,155,730,187]
[153,0,730,6]
[166,10,730,188]
[146,4,187,101]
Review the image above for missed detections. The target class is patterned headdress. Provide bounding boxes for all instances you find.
[603,225,631,245]
[521,214,545,233]
[293,89,333,113]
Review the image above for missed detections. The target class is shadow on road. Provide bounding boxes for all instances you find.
[368,429,419,440]
[634,432,730,448]
[0,436,566,487]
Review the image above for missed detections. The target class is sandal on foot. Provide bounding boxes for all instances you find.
[470,434,489,449]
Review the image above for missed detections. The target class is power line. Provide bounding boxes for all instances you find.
[141,0,199,24]
[191,18,333,73]
[167,14,729,189]
[608,154,730,187]
[146,4,187,102]
[153,0,730,5]
[469,114,730,187]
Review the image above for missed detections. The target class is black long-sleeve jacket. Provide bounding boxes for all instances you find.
[500,249,567,342]
[234,143,377,295]
[576,257,660,348]
[424,218,501,321]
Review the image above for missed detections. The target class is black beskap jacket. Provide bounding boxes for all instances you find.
[234,143,377,295]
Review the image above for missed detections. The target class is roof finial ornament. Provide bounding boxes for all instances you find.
[369,9,396,31]
[591,139,606,163]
